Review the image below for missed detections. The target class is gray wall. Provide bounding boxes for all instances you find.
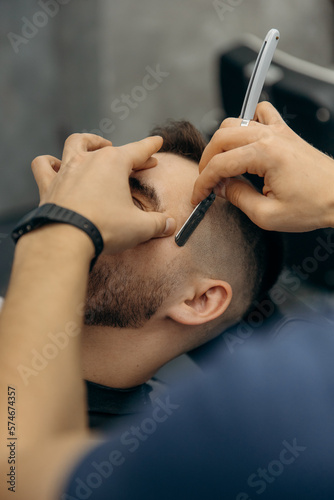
[98,0,334,146]
[0,0,100,217]
[0,0,333,216]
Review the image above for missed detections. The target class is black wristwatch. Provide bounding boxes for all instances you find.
[11,204,104,271]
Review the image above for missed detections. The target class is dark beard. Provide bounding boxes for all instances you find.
[84,258,182,328]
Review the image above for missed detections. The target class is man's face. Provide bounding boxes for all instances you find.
[84,152,199,328]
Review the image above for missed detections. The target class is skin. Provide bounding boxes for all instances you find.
[0,135,231,500]
[192,102,334,231]
[1,103,334,499]
[81,152,233,389]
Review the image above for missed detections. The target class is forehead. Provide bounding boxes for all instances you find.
[133,152,199,212]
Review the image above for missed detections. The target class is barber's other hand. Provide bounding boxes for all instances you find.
[31,134,176,253]
[192,102,334,232]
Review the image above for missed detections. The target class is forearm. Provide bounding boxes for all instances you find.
[0,134,174,500]
[328,176,334,229]
[0,224,94,441]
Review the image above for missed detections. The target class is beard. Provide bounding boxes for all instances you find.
[84,256,184,329]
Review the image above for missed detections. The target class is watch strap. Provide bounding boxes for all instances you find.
[11,204,104,271]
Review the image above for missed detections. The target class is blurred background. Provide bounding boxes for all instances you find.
[1,0,334,317]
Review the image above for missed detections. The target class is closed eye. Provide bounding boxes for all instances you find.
[132,196,145,210]
[129,177,164,212]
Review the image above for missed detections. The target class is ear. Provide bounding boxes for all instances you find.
[166,279,233,326]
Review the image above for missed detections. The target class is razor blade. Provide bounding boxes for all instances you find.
[175,193,216,247]
[174,28,280,247]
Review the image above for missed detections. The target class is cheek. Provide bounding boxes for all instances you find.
[139,237,174,267]
[137,236,189,277]
[101,232,190,275]
[104,240,167,274]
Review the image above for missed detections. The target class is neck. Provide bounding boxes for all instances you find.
[80,319,186,389]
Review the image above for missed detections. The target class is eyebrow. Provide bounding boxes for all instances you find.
[129,177,164,212]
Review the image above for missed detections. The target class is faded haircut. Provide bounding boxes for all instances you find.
[149,120,284,319]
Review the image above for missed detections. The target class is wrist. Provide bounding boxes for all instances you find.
[12,204,103,270]
[328,196,334,229]
[16,223,95,266]
[322,160,334,229]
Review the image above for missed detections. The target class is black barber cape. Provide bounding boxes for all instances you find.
[85,379,166,429]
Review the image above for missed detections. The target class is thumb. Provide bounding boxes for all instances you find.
[136,212,176,242]
[254,101,285,126]
[31,155,61,202]
[221,179,270,228]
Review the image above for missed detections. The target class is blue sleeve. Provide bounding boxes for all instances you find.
[61,317,334,500]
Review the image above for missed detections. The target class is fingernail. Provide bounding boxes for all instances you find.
[214,179,230,199]
[164,218,176,235]
[213,182,225,199]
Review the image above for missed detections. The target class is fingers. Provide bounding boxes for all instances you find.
[218,117,260,129]
[139,156,158,170]
[120,136,164,171]
[108,210,176,254]
[60,134,161,178]
[194,171,271,226]
[39,156,62,173]
[199,126,266,173]
[224,178,275,230]
[254,101,284,125]
[31,155,61,199]
[134,211,176,243]
[199,103,285,173]
[192,144,266,205]
[61,133,113,166]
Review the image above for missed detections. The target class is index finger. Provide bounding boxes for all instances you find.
[192,143,262,205]
[254,101,285,125]
[119,136,163,171]
[199,124,265,173]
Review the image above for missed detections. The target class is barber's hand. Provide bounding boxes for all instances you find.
[31,134,176,253]
[192,102,334,232]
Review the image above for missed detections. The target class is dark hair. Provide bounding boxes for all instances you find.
[150,120,207,164]
[149,120,284,315]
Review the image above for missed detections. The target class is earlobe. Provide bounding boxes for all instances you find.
[167,280,233,326]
